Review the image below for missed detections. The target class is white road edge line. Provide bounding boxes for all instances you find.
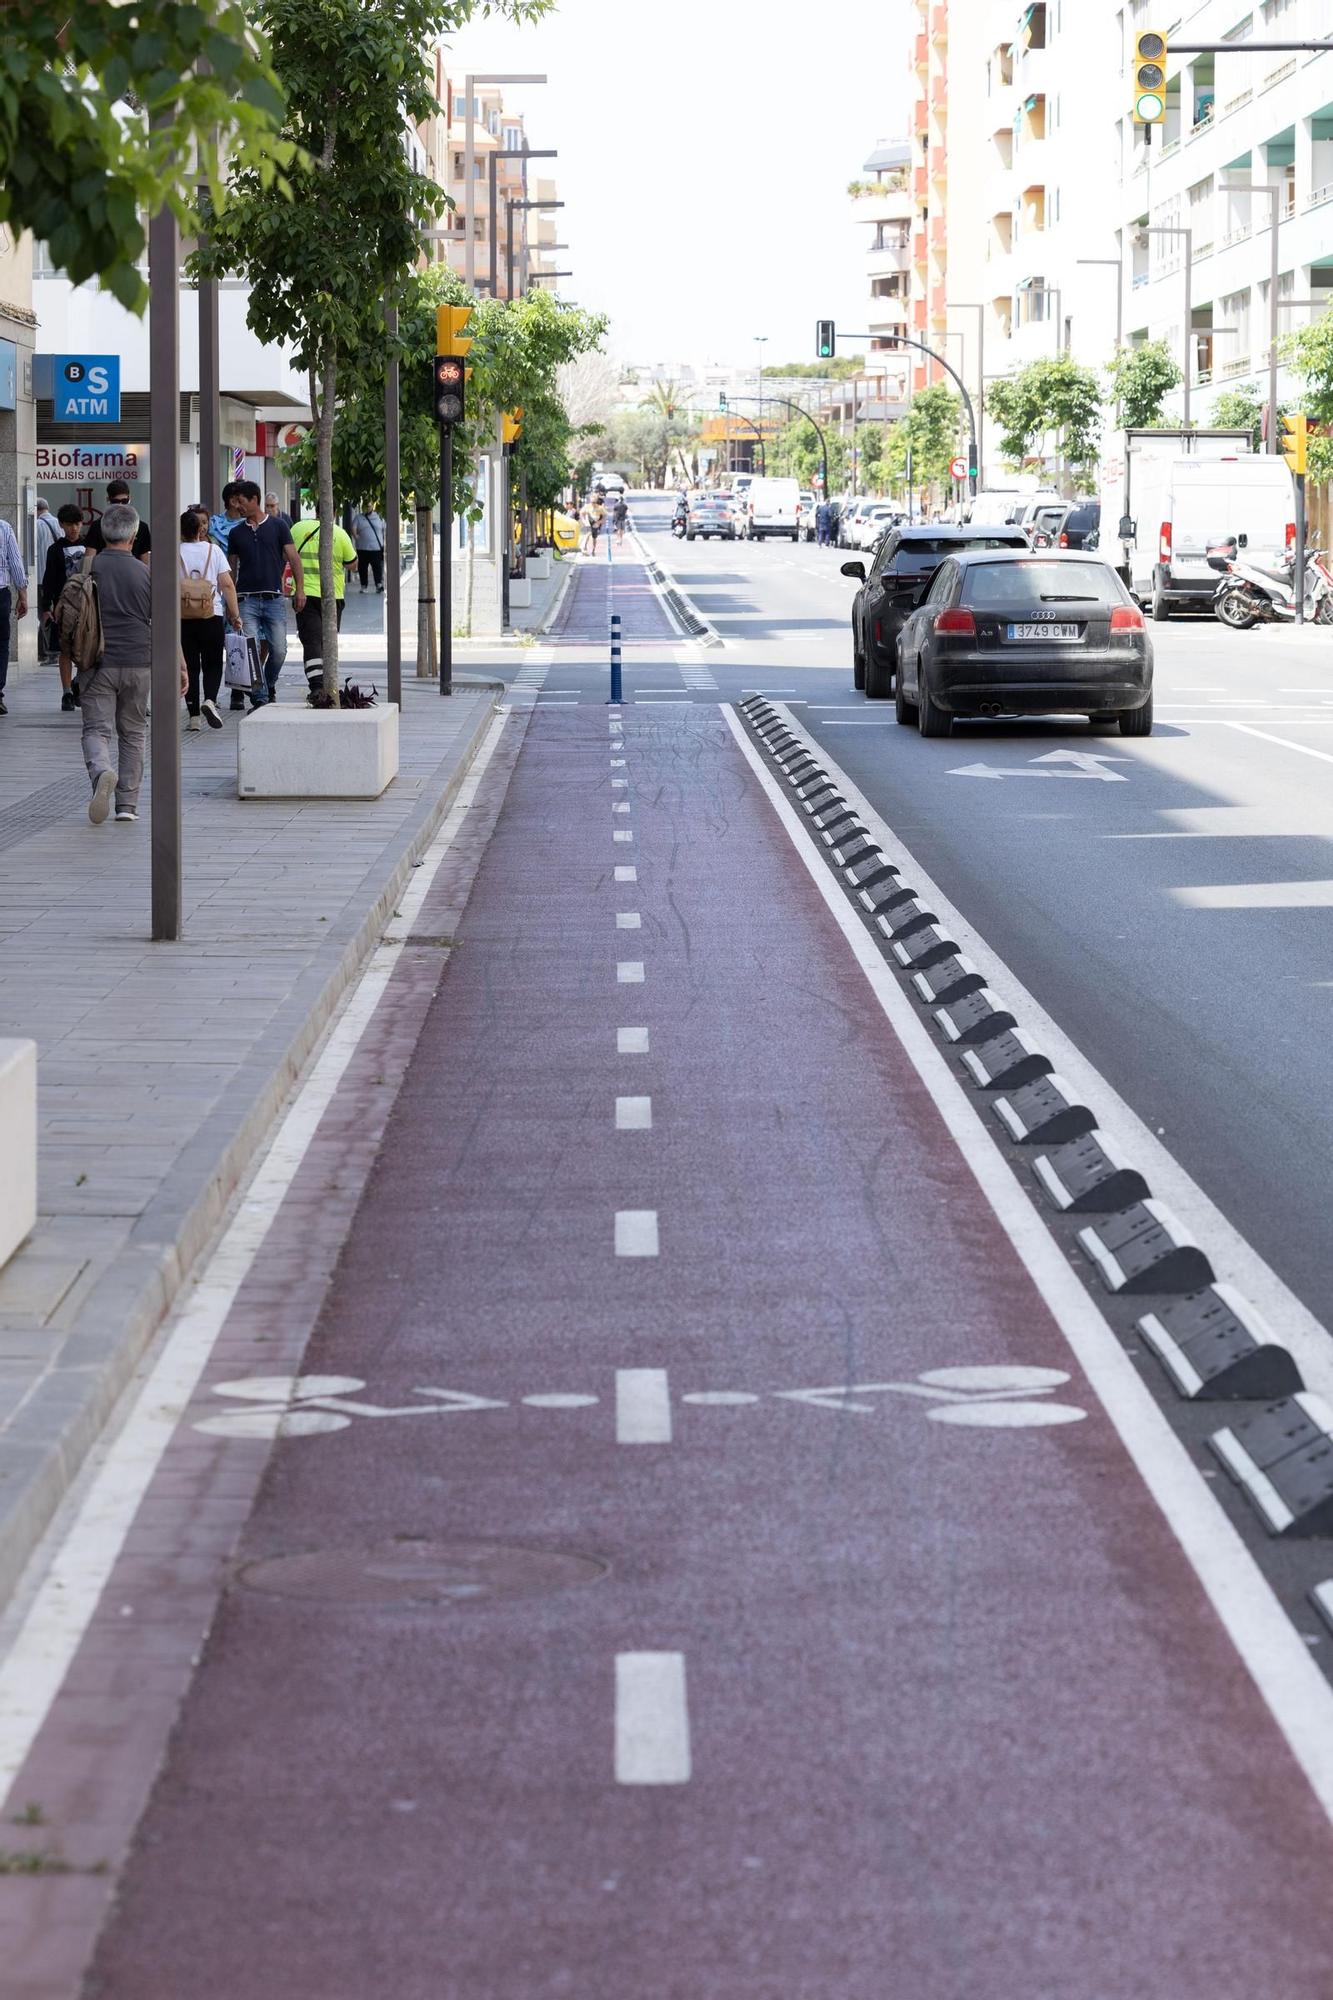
[0,708,516,1808]
[723,701,1333,1827]
[1226,721,1333,767]
[615,1368,672,1443]
[615,1651,690,1783]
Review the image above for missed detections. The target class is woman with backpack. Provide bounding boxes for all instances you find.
[178,507,243,730]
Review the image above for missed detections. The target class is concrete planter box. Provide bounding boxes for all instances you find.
[0,1040,37,1272]
[237,705,399,799]
[527,550,552,580]
[509,576,533,609]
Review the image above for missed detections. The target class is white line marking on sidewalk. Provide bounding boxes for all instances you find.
[614,865,637,883]
[616,1095,652,1129]
[613,802,631,813]
[1227,722,1333,767]
[616,912,642,928]
[617,960,645,983]
[725,702,1333,1828]
[616,1368,672,1443]
[615,1210,659,1257]
[617,1026,649,1053]
[613,831,634,843]
[615,1653,690,1783]
[611,778,628,788]
[0,710,516,1807]
[611,758,626,767]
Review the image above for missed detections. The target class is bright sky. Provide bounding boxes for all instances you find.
[443,0,911,373]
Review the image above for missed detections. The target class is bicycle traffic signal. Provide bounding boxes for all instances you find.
[1132,30,1167,124]
[816,319,835,360]
[1282,412,1308,476]
[433,354,465,426]
[500,407,524,446]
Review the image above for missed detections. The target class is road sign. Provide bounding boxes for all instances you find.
[52,354,120,423]
[950,455,968,480]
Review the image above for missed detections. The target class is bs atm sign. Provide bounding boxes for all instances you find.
[53,355,120,423]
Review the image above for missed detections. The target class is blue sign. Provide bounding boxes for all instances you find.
[52,354,120,423]
[0,341,14,413]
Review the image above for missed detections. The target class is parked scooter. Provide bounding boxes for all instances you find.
[1207,535,1333,628]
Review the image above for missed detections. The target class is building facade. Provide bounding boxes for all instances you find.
[421,62,564,299]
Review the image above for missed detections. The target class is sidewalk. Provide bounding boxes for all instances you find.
[0,615,503,1608]
[395,545,575,658]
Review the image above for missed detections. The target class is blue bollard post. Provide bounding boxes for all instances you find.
[609,610,622,705]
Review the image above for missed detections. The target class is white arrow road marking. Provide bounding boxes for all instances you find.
[949,751,1128,782]
[772,1377,1065,1413]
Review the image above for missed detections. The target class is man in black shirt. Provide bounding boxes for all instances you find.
[84,481,151,562]
[227,479,304,705]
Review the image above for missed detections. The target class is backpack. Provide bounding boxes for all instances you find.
[55,571,103,672]
[180,549,216,621]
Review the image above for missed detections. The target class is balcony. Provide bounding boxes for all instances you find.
[867,235,912,273]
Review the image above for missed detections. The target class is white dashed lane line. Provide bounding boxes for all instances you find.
[614,1209,660,1257]
[615,1095,652,1130]
[617,961,645,983]
[615,1652,690,1784]
[615,1368,672,1443]
[617,1026,649,1053]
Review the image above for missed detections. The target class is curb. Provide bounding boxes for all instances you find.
[533,558,578,637]
[628,529,724,649]
[0,685,503,1613]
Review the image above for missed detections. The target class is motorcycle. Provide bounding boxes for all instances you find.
[1206,535,1333,628]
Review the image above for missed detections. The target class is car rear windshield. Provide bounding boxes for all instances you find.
[895,536,1021,573]
[959,560,1123,609]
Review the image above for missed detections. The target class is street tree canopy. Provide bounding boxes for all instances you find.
[0,1,287,309]
[1281,310,1333,481]
[885,382,962,490]
[1106,340,1183,429]
[986,357,1102,479]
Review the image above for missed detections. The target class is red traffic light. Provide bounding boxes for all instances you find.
[433,354,465,425]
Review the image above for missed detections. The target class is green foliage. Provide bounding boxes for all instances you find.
[986,356,1102,475]
[1280,311,1333,480]
[0,2,288,309]
[1209,387,1269,454]
[765,417,847,491]
[1106,340,1183,429]
[766,356,867,381]
[597,408,693,487]
[885,383,963,489]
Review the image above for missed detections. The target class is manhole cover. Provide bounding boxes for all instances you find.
[235,1537,608,1606]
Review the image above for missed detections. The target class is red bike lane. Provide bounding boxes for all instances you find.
[7,701,1333,1998]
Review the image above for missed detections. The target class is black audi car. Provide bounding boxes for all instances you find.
[842,525,1028,698]
[892,549,1153,739]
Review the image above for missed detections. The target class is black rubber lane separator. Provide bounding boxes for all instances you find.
[815,808,859,839]
[847,856,896,891]
[1032,1131,1151,1215]
[832,837,877,870]
[805,793,847,821]
[783,757,820,783]
[961,1030,1053,1091]
[823,818,867,849]
[993,1073,1096,1147]
[934,989,1017,1047]
[797,775,836,803]
[881,901,943,944]
[913,955,986,1008]
[1138,1286,1303,1402]
[865,880,916,916]
[1210,1394,1333,1538]
[1076,1201,1215,1295]
[890,922,961,972]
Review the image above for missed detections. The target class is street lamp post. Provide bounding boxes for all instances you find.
[1221,180,1282,452]
[946,302,985,490]
[1139,225,1194,427]
[754,335,768,446]
[148,177,181,941]
[462,72,547,291]
[489,146,556,297]
[506,197,563,300]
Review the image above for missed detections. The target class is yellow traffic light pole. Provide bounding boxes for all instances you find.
[1282,415,1309,623]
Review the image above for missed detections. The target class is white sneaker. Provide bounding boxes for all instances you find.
[187,714,202,732]
[114,808,137,822]
[88,770,116,824]
[201,698,224,730]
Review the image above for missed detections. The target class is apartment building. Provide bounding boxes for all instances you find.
[1120,0,1333,426]
[422,59,562,299]
[853,141,913,391]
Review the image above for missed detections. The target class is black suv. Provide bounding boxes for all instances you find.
[843,525,1029,698]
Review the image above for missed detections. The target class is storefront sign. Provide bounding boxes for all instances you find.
[52,354,120,423]
[36,444,149,524]
[0,341,15,413]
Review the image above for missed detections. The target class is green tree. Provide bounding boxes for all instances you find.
[883,383,963,494]
[986,357,1102,486]
[0,2,286,309]
[764,357,867,380]
[1210,387,1268,453]
[1106,340,1183,428]
[1280,311,1333,480]
[199,0,549,696]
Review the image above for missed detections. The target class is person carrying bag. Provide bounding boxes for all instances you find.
[178,508,244,729]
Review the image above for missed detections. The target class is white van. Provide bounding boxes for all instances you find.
[743,475,802,542]
[1121,456,1293,617]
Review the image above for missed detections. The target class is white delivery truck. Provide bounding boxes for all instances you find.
[1100,427,1295,619]
[742,475,802,542]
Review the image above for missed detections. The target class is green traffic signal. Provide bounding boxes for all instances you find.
[815,319,835,360]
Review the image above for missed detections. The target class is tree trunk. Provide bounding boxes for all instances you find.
[414,501,437,677]
[312,349,340,703]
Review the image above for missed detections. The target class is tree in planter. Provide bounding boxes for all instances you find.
[198,0,549,701]
[986,357,1102,489]
[1106,341,1183,428]
[0,2,286,309]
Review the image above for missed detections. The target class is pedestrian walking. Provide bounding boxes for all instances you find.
[179,507,243,731]
[0,512,29,717]
[58,501,184,825]
[210,483,245,555]
[264,492,292,531]
[41,504,87,701]
[226,480,304,706]
[582,496,605,556]
[289,507,356,699]
[34,497,57,577]
[815,500,832,547]
[613,494,629,547]
[350,506,386,592]
[84,481,151,562]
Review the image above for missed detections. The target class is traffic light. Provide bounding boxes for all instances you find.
[1282,412,1308,476]
[1132,29,1167,125]
[437,303,474,356]
[816,319,835,359]
[718,391,728,412]
[500,407,523,446]
[433,354,465,426]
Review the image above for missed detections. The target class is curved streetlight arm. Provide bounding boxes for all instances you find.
[838,331,980,496]
[731,393,830,498]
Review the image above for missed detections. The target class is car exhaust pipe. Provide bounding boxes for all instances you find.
[979,702,1002,717]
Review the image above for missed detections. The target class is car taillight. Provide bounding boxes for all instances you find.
[1286,521,1296,551]
[1159,521,1172,563]
[1110,604,1145,632]
[1059,531,1069,547]
[934,608,976,635]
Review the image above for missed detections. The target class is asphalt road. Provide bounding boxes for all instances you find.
[6,515,1333,1997]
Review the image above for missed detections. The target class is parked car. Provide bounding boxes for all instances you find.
[798,490,817,541]
[728,473,757,536]
[1107,449,1293,619]
[842,524,1029,698]
[893,549,1153,738]
[1025,501,1069,548]
[836,496,870,549]
[854,503,899,552]
[686,493,736,541]
[1058,501,1101,550]
[742,475,802,541]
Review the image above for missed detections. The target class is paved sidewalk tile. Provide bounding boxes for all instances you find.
[0,615,503,1608]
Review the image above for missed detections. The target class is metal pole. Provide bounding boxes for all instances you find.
[488,149,500,296]
[1295,471,1307,624]
[384,300,401,708]
[148,192,181,941]
[501,443,510,628]
[1183,227,1193,429]
[1269,186,1280,454]
[440,425,453,695]
[506,201,515,301]
[463,75,476,290]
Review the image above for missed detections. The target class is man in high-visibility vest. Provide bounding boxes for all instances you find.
[289,506,356,698]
